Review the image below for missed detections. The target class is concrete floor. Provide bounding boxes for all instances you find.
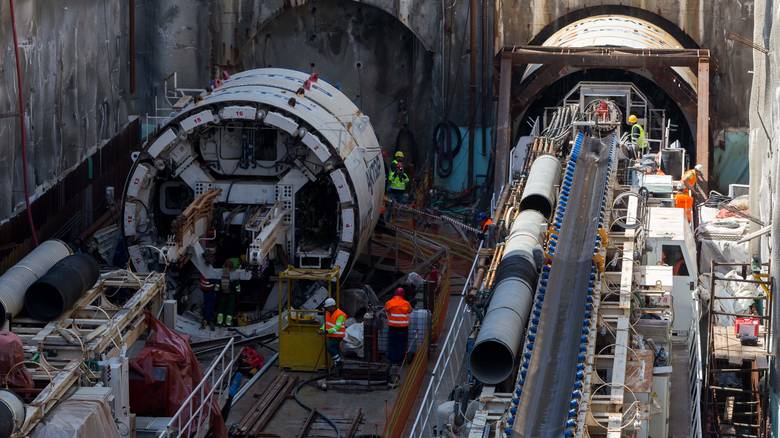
[226,350,396,436]
[668,340,692,437]
[219,272,471,436]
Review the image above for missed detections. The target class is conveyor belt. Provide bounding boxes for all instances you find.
[511,134,614,437]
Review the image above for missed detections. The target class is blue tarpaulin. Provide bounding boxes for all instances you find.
[434,127,492,192]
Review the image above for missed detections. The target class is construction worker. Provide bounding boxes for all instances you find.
[319,297,347,369]
[388,162,410,203]
[200,275,217,330]
[385,288,412,366]
[479,212,493,232]
[385,162,410,221]
[628,115,648,152]
[216,257,241,326]
[391,150,405,168]
[223,346,264,418]
[682,164,707,201]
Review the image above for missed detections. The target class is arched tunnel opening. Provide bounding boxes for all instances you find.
[250,0,435,173]
[515,68,696,163]
[504,10,703,176]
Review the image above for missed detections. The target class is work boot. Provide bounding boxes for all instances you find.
[216,313,224,326]
[225,315,233,326]
[200,319,207,329]
[333,360,344,377]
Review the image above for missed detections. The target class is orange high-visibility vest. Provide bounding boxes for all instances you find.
[325,309,347,338]
[675,192,693,222]
[481,218,494,232]
[385,296,412,328]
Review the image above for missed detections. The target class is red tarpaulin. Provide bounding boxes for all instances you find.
[129,312,227,437]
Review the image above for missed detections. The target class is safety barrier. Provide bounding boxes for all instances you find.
[407,242,483,437]
[161,338,238,438]
[383,253,454,437]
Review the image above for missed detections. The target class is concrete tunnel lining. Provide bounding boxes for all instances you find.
[510,9,702,163]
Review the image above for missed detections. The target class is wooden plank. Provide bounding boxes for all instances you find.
[17,361,81,437]
[610,318,629,405]
[606,413,623,438]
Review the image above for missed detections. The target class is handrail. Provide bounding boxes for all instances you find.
[409,241,483,436]
[161,338,237,437]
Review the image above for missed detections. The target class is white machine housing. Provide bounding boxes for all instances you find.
[122,68,385,280]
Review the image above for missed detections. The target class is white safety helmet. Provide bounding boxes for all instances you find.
[323,297,336,308]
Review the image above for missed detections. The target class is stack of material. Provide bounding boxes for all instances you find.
[231,373,299,436]
[31,387,120,438]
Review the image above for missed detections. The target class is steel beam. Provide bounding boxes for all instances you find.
[696,58,710,182]
[502,46,709,69]
[493,56,512,193]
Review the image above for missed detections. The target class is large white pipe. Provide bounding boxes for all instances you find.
[470,209,547,384]
[520,154,561,217]
[0,240,72,326]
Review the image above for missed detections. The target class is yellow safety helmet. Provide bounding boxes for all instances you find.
[628,115,638,124]
[394,151,405,159]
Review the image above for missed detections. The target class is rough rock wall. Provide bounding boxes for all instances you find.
[212,0,437,166]
[134,0,211,97]
[0,0,130,220]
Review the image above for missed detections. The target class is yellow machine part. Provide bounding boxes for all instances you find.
[277,266,340,371]
[279,319,330,371]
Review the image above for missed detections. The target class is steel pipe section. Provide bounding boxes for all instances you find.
[24,254,99,322]
[470,209,547,384]
[0,240,72,327]
[122,68,384,280]
[519,154,561,217]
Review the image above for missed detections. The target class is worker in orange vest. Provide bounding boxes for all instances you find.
[479,212,494,233]
[385,288,413,365]
[319,297,347,369]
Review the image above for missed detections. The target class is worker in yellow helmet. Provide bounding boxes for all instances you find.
[385,160,410,222]
[627,115,648,152]
[391,150,405,169]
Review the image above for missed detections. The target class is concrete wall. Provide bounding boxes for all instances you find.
[0,0,130,220]
[748,0,779,418]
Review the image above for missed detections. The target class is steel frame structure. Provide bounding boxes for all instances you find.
[494,46,711,191]
[704,262,773,437]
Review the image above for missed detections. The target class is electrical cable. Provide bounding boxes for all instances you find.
[292,375,342,438]
[9,0,38,246]
[433,121,463,178]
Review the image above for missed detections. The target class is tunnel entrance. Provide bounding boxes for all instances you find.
[516,69,696,162]
[250,0,435,171]
[495,11,709,186]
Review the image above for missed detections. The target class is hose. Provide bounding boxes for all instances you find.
[293,375,342,438]
[433,121,463,178]
[10,0,38,246]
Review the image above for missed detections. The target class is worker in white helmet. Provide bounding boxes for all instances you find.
[319,297,347,369]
